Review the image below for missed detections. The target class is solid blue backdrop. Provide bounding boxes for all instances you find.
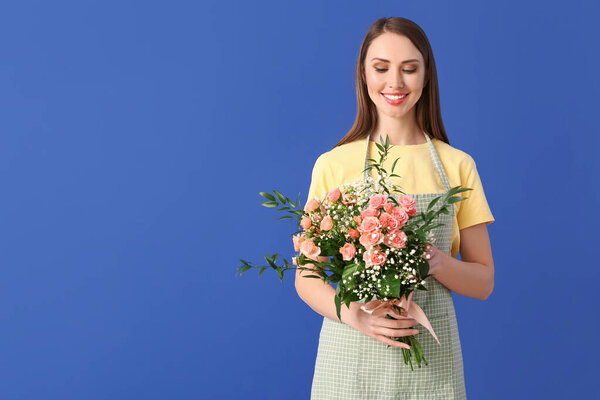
[0,0,598,399]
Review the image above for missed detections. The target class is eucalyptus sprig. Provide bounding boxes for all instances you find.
[361,134,405,204]
[257,190,305,234]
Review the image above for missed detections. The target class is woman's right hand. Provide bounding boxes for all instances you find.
[343,300,420,349]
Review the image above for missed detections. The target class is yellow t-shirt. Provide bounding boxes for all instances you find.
[306,137,495,259]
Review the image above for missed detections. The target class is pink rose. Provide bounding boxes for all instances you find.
[386,215,399,230]
[369,194,388,210]
[348,228,360,239]
[292,234,305,251]
[383,202,394,213]
[300,216,312,230]
[378,212,392,229]
[359,216,380,234]
[359,231,384,248]
[327,188,341,203]
[399,195,417,216]
[361,207,379,218]
[353,215,363,225]
[384,230,408,249]
[339,243,357,261]
[304,198,320,213]
[320,215,334,231]
[392,206,409,227]
[363,247,386,266]
[300,239,322,261]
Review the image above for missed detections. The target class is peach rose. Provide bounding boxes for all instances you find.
[392,206,409,227]
[347,228,360,239]
[359,230,384,248]
[361,207,379,218]
[327,188,341,203]
[369,194,388,210]
[399,195,417,216]
[363,247,386,266]
[300,239,322,261]
[359,216,380,234]
[300,216,312,230]
[339,243,357,261]
[292,234,305,251]
[378,212,392,229]
[304,198,320,213]
[384,230,408,249]
[320,215,334,231]
[386,214,399,230]
[383,202,394,213]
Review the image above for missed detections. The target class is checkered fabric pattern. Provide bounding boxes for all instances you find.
[309,134,467,399]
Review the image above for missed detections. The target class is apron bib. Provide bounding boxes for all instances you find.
[310,132,467,400]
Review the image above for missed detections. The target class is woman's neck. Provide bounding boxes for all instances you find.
[370,113,425,145]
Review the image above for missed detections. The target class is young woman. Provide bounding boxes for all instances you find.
[295,17,495,400]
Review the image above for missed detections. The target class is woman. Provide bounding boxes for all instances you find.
[294,17,495,400]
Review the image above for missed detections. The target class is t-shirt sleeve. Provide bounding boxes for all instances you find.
[456,154,495,230]
[306,153,334,204]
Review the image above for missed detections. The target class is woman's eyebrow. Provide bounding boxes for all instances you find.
[370,57,420,63]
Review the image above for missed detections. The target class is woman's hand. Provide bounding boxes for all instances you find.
[343,300,420,349]
[422,243,447,276]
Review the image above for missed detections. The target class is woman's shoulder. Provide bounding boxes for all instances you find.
[312,138,365,168]
[431,137,477,170]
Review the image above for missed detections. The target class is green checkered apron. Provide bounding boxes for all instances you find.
[310,133,467,399]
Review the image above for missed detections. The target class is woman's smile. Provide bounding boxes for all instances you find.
[381,92,409,105]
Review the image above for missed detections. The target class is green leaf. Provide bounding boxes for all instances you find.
[260,201,279,208]
[342,263,361,282]
[302,275,323,279]
[258,266,267,277]
[276,215,295,221]
[417,258,429,278]
[438,207,450,214]
[427,196,441,211]
[391,157,400,173]
[449,186,472,194]
[273,190,286,203]
[334,293,342,321]
[258,192,276,201]
[426,223,444,231]
[447,196,467,204]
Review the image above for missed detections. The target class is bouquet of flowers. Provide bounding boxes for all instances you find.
[237,135,471,370]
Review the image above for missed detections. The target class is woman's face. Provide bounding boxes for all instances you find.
[362,32,427,119]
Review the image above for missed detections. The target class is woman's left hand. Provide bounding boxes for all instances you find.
[422,243,446,276]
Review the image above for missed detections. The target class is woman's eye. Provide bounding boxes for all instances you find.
[374,68,417,73]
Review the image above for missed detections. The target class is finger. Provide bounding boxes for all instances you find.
[374,326,420,338]
[374,317,419,329]
[373,334,411,349]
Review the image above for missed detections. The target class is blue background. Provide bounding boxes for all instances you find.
[1,0,598,399]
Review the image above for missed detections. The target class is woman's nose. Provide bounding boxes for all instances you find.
[388,76,404,89]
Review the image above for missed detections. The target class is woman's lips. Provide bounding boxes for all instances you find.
[381,93,408,105]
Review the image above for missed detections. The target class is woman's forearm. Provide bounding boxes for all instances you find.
[295,273,359,326]
[432,254,494,300]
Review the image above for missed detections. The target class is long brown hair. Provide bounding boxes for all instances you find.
[334,17,449,148]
